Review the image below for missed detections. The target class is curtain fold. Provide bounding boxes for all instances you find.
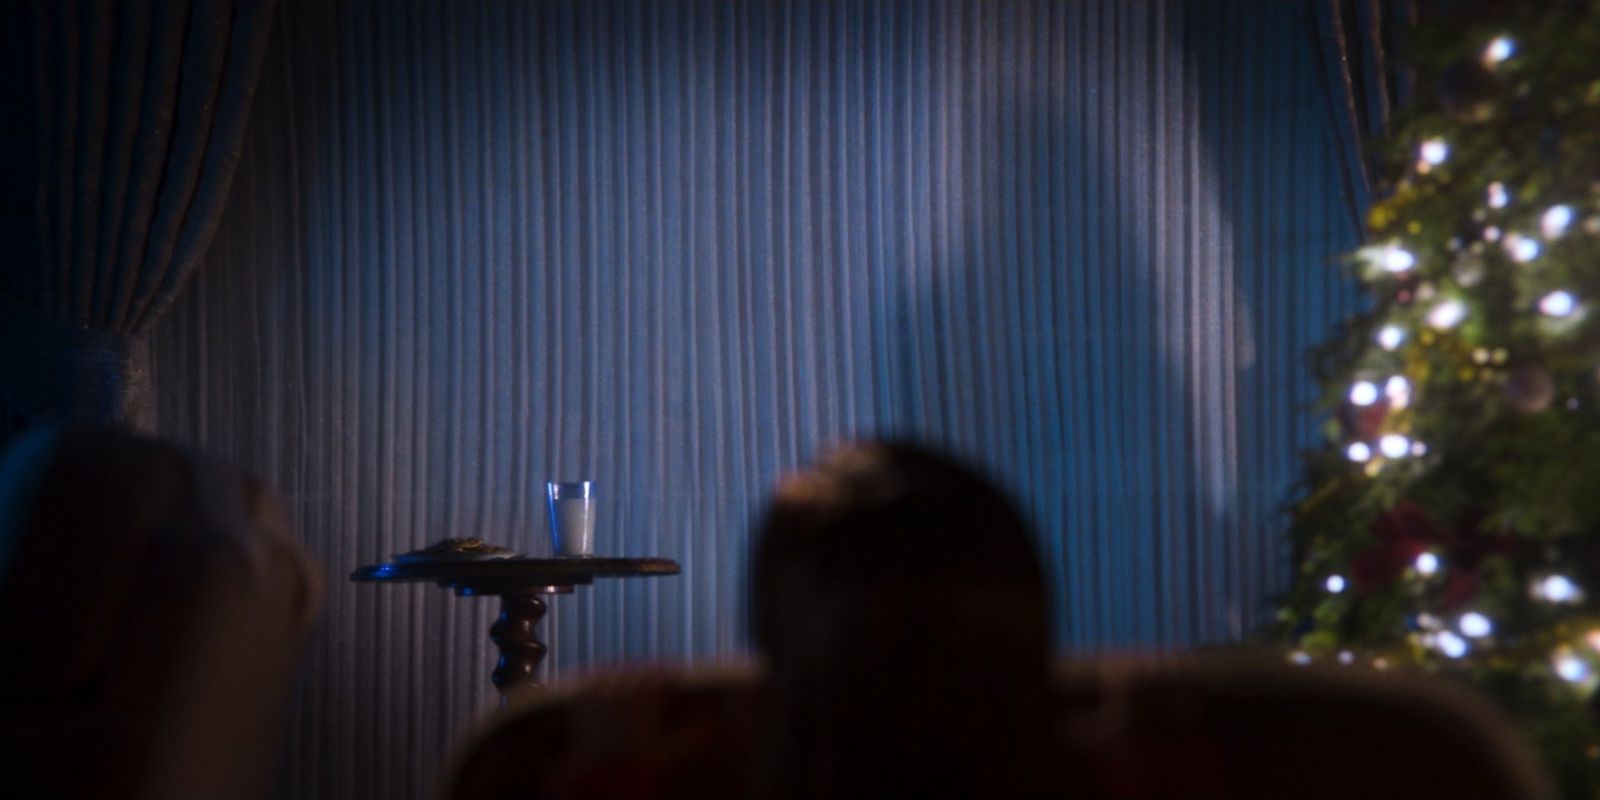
[1308,0,1414,238]
[0,0,278,431]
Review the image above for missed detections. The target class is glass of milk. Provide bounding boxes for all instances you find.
[546,480,596,557]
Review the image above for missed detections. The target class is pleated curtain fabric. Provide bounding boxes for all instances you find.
[151,1,1362,797]
[1307,0,1414,236]
[0,0,277,431]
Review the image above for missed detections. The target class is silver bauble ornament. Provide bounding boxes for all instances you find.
[1504,365,1555,413]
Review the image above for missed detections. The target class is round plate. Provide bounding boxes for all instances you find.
[393,550,521,564]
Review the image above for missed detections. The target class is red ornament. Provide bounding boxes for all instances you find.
[1439,570,1482,612]
[1349,502,1511,610]
[1340,402,1388,442]
[1350,502,1431,592]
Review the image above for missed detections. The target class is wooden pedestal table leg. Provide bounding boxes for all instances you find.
[484,585,573,697]
[489,593,549,695]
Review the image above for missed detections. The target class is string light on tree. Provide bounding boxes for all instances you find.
[1385,376,1411,408]
[1453,250,1487,285]
[1539,290,1578,317]
[1542,205,1574,238]
[1415,551,1441,576]
[1376,325,1406,351]
[1554,649,1591,684]
[1326,574,1347,594]
[1487,182,1510,209]
[1419,138,1450,170]
[1379,434,1411,459]
[1380,245,1417,274]
[1533,574,1582,604]
[1436,630,1469,659]
[1428,299,1467,329]
[1484,35,1516,64]
[1346,442,1372,463]
[1349,381,1380,406]
[1459,612,1494,638]
[1506,233,1542,262]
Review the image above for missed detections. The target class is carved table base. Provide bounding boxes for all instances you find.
[489,593,549,693]
[350,556,680,695]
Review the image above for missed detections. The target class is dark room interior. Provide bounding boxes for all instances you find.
[5,1,1600,798]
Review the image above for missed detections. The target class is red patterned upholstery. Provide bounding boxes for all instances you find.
[442,655,1551,800]
[442,666,762,800]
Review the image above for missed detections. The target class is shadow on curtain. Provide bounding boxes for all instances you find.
[895,2,1363,648]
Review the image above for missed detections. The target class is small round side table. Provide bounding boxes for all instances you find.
[350,557,680,695]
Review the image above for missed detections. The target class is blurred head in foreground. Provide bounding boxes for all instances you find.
[750,440,1055,799]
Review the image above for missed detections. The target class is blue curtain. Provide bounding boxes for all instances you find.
[1307,0,1413,237]
[0,0,278,432]
[151,1,1360,796]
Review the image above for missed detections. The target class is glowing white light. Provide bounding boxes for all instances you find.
[1416,613,1441,630]
[1555,652,1590,683]
[1289,650,1312,666]
[1485,36,1516,64]
[1507,233,1542,262]
[1428,300,1467,329]
[1415,552,1440,576]
[1346,442,1373,463]
[1381,246,1417,273]
[1326,574,1347,594]
[1420,138,1450,166]
[1338,650,1355,665]
[1483,225,1502,242]
[1459,612,1493,638]
[1538,574,1580,603]
[1540,290,1577,317]
[1349,381,1380,406]
[1380,434,1411,459]
[1436,630,1469,659]
[1487,182,1510,209]
[1410,440,1428,457]
[1385,376,1411,408]
[1543,205,1575,238]
[1377,325,1406,351]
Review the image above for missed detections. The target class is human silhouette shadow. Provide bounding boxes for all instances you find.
[885,1,1352,650]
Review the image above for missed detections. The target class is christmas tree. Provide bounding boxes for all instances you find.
[1276,2,1600,795]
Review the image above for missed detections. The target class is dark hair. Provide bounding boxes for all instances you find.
[750,441,1056,799]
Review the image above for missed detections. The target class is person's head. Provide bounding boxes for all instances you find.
[749,440,1055,798]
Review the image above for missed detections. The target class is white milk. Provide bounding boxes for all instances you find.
[551,497,595,556]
